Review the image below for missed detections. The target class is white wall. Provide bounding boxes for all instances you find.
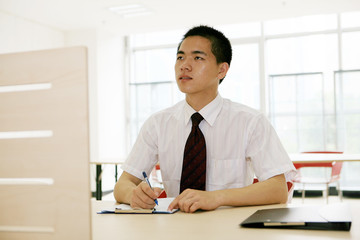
[94,30,127,193]
[63,29,127,163]
[0,12,64,53]
[65,29,99,163]
[63,29,128,192]
[95,29,127,161]
[0,12,127,192]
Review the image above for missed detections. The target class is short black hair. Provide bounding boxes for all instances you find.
[178,25,232,84]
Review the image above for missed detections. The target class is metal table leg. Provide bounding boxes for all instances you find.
[96,164,102,200]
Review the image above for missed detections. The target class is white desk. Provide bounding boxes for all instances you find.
[92,200,360,240]
[290,153,360,163]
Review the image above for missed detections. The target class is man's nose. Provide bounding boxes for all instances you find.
[180,59,192,71]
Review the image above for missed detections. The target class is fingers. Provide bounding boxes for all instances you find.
[181,198,199,213]
[130,182,159,209]
[169,189,201,213]
[169,190,220,213]
[168,198,179,212]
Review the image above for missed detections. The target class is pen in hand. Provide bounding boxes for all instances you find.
[142,171,159,205]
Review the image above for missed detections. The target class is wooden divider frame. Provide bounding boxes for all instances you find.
[0,47,92,239]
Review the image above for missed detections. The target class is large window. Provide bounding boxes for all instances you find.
[127,12,360,155]
[335,70,360,153]
[335,70,360,188]
[342,32,360,69]
[269,73,331,152]
[220,43,260,110]
[129,47,182,144]
[128,30,187,144]
[266,32,339,152]
[125,11,360,191]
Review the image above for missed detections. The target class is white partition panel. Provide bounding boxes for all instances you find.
[0,47,92,239]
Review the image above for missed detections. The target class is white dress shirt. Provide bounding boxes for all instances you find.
[122,94,296,197]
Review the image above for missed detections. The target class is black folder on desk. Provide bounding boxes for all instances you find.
[240,203,351,231]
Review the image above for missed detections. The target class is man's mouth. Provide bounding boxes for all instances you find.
[179,75,192,80]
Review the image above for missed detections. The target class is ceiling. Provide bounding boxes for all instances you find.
[1,0,360,34]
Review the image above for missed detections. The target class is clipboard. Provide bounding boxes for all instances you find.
[98,197,178,214]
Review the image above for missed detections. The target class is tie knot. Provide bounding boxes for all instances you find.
[191,112,204,126]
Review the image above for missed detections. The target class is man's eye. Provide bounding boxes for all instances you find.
[177,56,183,60]
[195,56,203,60]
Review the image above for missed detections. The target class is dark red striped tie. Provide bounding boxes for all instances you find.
[180,112,206,193]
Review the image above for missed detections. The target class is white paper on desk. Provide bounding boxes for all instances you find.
[98,197,178,214]
[153,198,178,213]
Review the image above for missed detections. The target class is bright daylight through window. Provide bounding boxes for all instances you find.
[126,12,360,190]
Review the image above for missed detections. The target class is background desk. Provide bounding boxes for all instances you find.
[290,153,360,164]
[290,153,360,190]
[90,159,124,200]
[92,200,360,240]
[91,154,360,200]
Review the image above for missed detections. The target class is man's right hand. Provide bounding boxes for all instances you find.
[130,182,162,209]
[113,171,162,209]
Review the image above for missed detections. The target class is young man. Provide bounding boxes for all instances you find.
[114,25,296,213]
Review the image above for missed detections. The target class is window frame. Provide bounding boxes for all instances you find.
[126,13,360,154]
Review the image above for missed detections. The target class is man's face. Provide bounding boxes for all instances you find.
[175,36,224,97]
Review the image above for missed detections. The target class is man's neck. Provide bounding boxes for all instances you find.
[185,92,218,111]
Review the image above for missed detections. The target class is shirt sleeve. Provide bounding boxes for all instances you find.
[121,116,159,180]
[245,114,296,182]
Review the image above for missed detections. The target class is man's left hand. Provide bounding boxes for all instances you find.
[168,189,221,213]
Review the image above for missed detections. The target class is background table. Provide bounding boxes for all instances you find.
[90,154,360,200]
[90,159,124,200]
[290,153,360,163]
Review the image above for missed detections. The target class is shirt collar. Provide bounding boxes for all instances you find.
[183,94,223,126]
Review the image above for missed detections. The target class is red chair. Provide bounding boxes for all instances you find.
[293,151,343,203]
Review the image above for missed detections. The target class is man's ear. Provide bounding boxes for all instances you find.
[218,62,230,80]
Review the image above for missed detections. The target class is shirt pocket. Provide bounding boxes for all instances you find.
[208,158,246,190]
